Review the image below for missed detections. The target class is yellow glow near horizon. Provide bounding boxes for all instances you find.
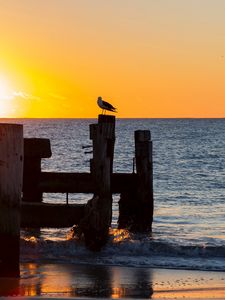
[0,77,13,117]
[0,1,225,118]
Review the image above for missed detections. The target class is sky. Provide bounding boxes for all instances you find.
[0,0,224,118]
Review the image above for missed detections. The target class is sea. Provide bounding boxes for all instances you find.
[3,118,225,272]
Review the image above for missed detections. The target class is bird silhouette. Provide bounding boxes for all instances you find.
[97,96,117,114]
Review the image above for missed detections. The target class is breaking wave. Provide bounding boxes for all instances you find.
[21,229,225,272]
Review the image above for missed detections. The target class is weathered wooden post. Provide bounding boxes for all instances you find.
[22,138,51,202]
[118,130,153,232]
[80,115,115,250]
[0,124,23,277]
[135,130,153,231]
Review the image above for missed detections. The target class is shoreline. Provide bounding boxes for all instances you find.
[0,263,225,299]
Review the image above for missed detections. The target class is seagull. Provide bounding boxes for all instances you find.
[97,96,117,114]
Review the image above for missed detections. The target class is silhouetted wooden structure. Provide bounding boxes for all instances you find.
[0,124,23,277]
[21,115,154,238]
[0,115,153,262]
[1,115,154,276]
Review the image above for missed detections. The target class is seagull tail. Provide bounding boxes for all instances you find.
[110,108,117,113]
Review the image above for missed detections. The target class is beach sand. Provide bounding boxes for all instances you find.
[0,263,225,299]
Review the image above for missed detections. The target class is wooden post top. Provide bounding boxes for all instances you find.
[135,130,151,141]
[98,114,115,123]
[90,115,116,140]
[24,138,52,158]
[0,123,23,135]
[0,123,23,128]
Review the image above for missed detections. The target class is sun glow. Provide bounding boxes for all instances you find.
[0,77,14,117]
[0,77,11,99]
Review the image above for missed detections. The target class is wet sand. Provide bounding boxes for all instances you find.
[0,263,225,299]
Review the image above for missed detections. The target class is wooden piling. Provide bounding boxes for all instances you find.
[80,115,115,250]
[118,130,153,232]
[0,124,23,277]
[135,130,153,231]
[23,138,51,202]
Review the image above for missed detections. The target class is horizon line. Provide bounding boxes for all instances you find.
[0,117,225,120]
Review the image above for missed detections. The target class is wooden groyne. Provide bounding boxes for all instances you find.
[0,115,154,275]
[21,115,153,235]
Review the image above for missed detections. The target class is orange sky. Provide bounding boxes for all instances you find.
[0,0,224,118]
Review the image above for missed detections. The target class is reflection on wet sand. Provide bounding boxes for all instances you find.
[0,263,153,298]
[1,263,225,298]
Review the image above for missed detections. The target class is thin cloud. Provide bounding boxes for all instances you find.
[13,91,40,100]
[48,92,67,101]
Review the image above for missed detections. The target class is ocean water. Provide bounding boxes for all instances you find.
[3,118,225,271]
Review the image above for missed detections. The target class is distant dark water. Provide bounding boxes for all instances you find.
[2,118,225,271]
